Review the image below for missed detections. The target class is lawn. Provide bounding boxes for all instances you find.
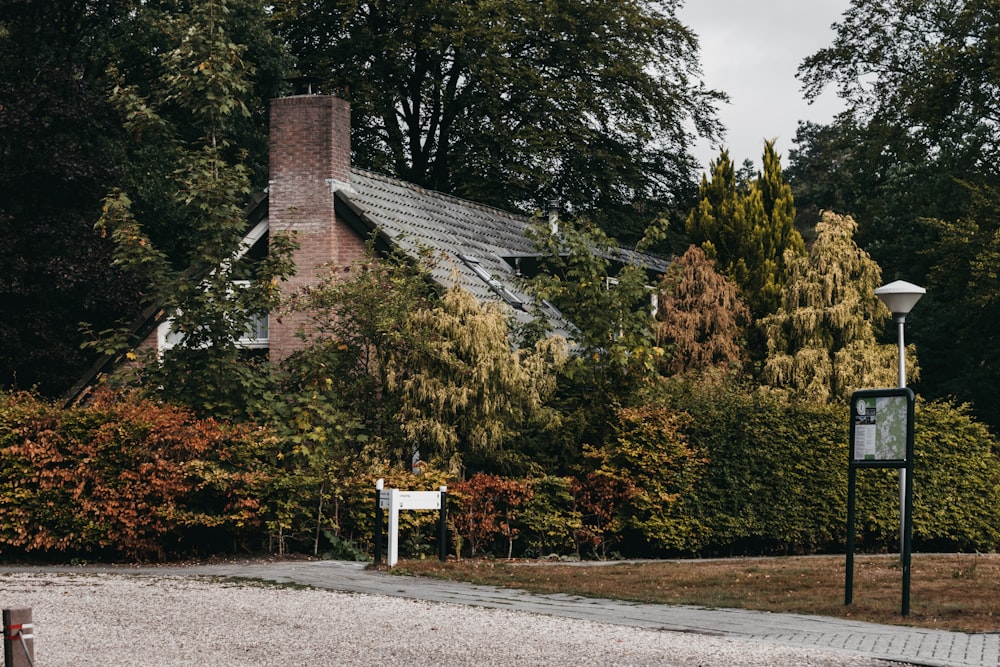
[395,553,1000,633]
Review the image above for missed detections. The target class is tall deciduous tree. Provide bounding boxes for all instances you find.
[0,0,140,395]
[97,0,295,417]
[685,142,804,318]
[656,245,749,376]
[270,243,438,459]
[272,0,724,240]
[758,211,914,403]
[524,217,663,473]
[923,183,1000,426]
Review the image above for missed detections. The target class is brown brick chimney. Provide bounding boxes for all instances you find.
[268,95,367,359]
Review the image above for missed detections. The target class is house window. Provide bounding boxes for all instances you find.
[238,312,269,349]
[459,254,526,311]
[156,281,269,352]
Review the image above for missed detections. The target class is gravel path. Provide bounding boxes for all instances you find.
[0,572,893,666]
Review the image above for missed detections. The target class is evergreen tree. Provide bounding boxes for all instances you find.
[685,142,804,318]
[757,140,800,279]
[758,211,914,403]
[391,286,564,473]
[656,245,750,376]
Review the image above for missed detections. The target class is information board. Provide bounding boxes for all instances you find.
[851,392,910,462]
[846,386,915,616]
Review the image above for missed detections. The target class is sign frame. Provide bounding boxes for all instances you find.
[849,388,914,466]
[373,483,448,567]
[845,387,915,616]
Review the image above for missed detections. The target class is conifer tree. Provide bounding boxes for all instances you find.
[685,141,804,318]
[656,245,749,376]
[685,149,742,265]
[754,140,803,309]
[391,286,564,473]
[758,211,915,403]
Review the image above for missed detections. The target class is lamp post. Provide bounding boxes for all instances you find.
[874,280,925,555]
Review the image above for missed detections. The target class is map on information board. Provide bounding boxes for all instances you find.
[852,394,908,461]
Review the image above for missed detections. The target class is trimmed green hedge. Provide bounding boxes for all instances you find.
[3,385,998,561]
[659,379,1000,555]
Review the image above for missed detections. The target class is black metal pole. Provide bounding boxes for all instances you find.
[438,486,448,562]
[845,466,856,606]
[374,483,383,566]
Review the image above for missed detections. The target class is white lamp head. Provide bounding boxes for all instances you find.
[875,280,926,317]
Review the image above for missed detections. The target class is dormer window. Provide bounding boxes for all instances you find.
[459,254,526,311]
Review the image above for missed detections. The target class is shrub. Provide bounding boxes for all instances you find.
[518,476,580,558]
[0,390,274,560]
[583,404,707,554]
[450,473,532,558]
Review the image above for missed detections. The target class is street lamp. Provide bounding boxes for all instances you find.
[874,279,925,556]
[874,280,926,388]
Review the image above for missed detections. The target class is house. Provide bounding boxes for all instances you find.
[64,93,666,404]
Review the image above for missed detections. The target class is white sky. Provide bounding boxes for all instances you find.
[678,0,852,173]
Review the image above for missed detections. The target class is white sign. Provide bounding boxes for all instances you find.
[377,486,447,567]
[397,491,441,510]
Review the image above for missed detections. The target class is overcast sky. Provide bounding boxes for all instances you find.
[678,0,852,174]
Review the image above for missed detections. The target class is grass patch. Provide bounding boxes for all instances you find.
[396,553,1000,633]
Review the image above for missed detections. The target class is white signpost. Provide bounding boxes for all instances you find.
[375,480,448,567]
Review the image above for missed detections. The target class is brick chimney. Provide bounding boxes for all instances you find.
[268,95,366,359]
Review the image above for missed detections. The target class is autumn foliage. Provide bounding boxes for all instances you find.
[451,473,532,558]
[0,390,275,560]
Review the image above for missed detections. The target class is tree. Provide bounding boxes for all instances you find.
[685,142,804,318]
[523,216,664,473]
[280,242,565,473]
[392,286,564,473]
[263,242,440,482]
[784,119,864,240]
[758,211,912,403]
[655,245,750,376]
[799,0,1000,195]
[97,0,295,417]
[923,183,1000,426]
[0,0,141,395]
[795,0,1000,426]
[273,0,724,240]
[527,217,663,391]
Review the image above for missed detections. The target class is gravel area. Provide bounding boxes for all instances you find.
[0,572,892,666]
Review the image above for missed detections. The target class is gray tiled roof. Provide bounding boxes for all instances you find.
[340,169,556,329]
[338,168,670,339]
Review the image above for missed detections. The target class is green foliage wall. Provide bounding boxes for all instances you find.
[659,379,1000,555]
[659,380,850,554]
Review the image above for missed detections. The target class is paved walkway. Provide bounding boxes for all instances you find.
[7,560,999,667]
